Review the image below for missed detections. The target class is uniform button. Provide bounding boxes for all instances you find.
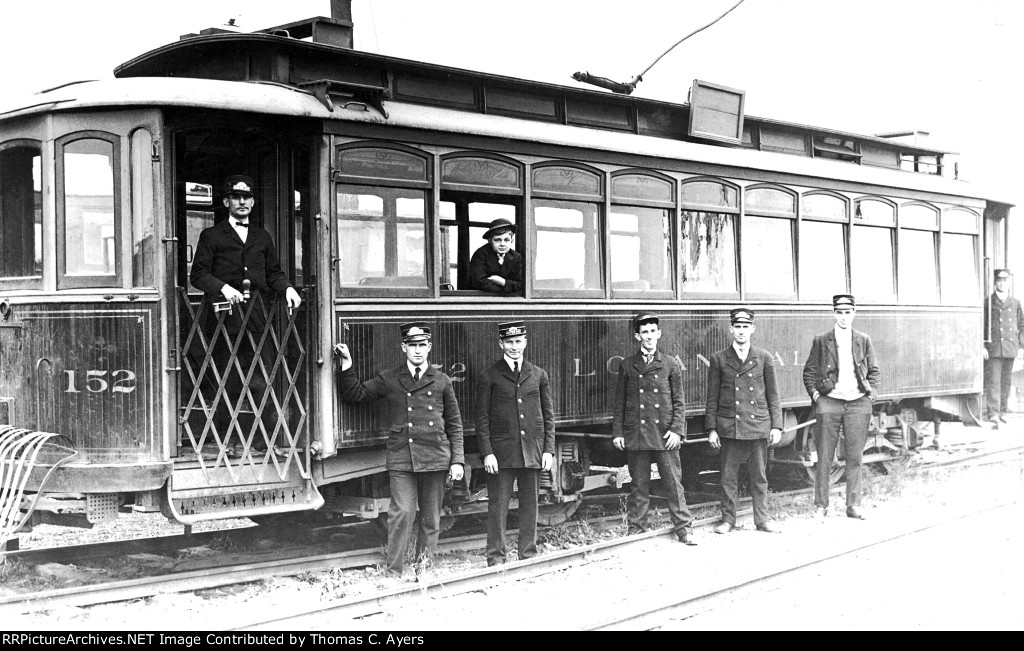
[736,374,741,378]
[750,414,755,418]
[749,387,754,391]
[654,389,659,393]
[750,400,755,404]
[521,414,526,418]
[639,389,644,393]
[655,420,660,424]
[640,404,645,409]
[518,398,523,403]
[521,431,525,435]
[736,415,740,419]
[654,375,659,379]
[639,375,643,378]
[655,404,659,408]
[408,407,413,411]
[429,422,434,426]
[735,401,739,405]
[427,391,432,395]
[409,438,413,442]
[748,373,753,377]
[408,423,413,427]
[640,420,646,424]
[407,392,412,397]
[428,406,433,410]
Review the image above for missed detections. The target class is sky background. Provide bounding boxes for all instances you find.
[2,0,1021,256]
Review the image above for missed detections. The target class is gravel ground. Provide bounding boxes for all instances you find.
[5,417,1022,630]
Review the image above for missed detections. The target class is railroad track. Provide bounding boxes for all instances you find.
[2,440,1020,619]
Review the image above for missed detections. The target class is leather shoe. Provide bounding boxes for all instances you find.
[627,526,645,536]
[846,506,866,520]
[756,521,782,533]
[998,414,1008,423]
[677,531,697,546]
[713,521,734,535]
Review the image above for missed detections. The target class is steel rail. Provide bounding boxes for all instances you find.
[2,442,1019,617]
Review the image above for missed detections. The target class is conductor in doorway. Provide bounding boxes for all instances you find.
[334,322,465,577]
[467,218,524,294]
[475,320,555,566]
[611,312,696,545]
[802,294,880,521]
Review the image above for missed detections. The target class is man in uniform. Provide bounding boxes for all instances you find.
[611,312,696,545]
[706,308,783,534]
[475,321,555,566]
[983,269,1024,427]
[467,218,524,294]
[334,322,465,576]
[190,175,301,454]
[802,294,880,520]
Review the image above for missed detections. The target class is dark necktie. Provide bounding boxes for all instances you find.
[644,353,653,366]
[515,361,520,379]
[413,367,421,382]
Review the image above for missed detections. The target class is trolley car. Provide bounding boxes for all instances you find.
[0,2,1013,535]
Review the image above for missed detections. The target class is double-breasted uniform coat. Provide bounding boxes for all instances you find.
[983,292,1024,419]
[705,345,782,527]
[705,346,783,439]
[475,358,555,564]
[338,364,465,472]
[611,351,693,537]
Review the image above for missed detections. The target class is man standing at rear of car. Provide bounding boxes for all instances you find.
[475,321,555,566]
[334,322,465,577]
[611,312,696,546]
[983,269,1024,428]
[802,294,880,521]
[706,308,783,534]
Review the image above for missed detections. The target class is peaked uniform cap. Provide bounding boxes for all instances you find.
[730,307,754,324]
[994,269,1011,279]
[832,294,856,308]
[632,312,660,332]
[223,175,255,195]
[400,321,432,342]
[498,320,527,338]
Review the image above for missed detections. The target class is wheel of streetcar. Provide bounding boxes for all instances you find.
[537,499,582,527]
[865,446,913,475]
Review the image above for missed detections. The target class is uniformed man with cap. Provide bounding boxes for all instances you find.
[475,320,555,566]
[335,323,465,577]
[983,269,1024,427]
[802,294,881,520]
[190,175,302,454]
[467,218,524,294]
[706,308,783,534]
[611,312,696,545]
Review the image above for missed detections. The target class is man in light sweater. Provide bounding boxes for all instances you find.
[802,294,881,520]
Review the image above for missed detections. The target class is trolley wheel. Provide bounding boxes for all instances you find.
[537,499,582,527]
[368,512,456,540]
[866,447,913,475]
[803,436,845,487]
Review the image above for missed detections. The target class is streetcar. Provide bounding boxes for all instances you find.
[0,1,1013,537]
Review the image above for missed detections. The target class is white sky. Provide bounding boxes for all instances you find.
[2,0,1022,246]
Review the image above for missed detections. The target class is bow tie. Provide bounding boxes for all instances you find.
[234,221,249,228]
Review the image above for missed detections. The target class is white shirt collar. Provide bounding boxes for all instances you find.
[995,289,1008,301]
[407,361,427,377]
[503,355,521,371]
[834,325,852,341]
[732,341,750,360]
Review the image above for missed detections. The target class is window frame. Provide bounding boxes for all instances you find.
[851,197,898,304]
[799,190,850,301]
[609,169,676,300]
[529,161,605,299]
[678,176,741,300]
[55,130,122,290]
[333,142,434,299]
[897,201,940,304]
[0,138,45,291]
[939,206,981,306]
[439,151,525,296]
[742,183,797,301]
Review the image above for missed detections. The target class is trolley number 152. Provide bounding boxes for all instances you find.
[64,370,138,394]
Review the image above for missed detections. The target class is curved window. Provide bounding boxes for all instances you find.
[680,179,738,294]
[803,193,847,222]
[746,187,796,215]
[0,141,43,286]
[532,165,601,198]
[851,198,896,302]
[335,145,432,295]
[337,146,427,182]
[57,133,121,288]
[943,207,979,234]
[899,203,939,303]
[941,207,979,304]
[743,186,795,298]
[612,173,673,204]
[441,156,520,190]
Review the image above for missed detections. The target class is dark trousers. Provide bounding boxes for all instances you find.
[719,437,769,526]
[386,469,447,575]
[814,394,872,509]
[626,449,693,536]
[985,357,1015,417]
[485,467,540,566]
